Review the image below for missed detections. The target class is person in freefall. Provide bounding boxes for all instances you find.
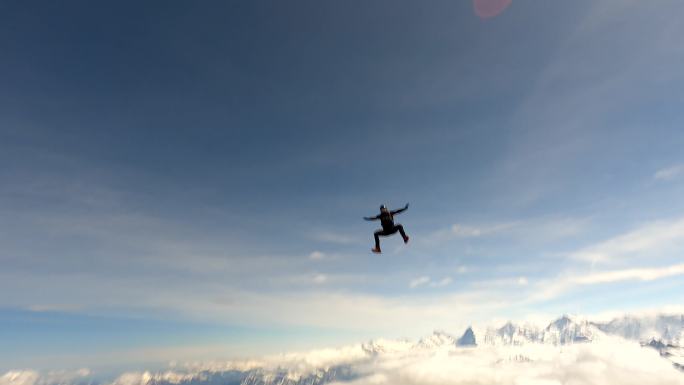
[364,203,410,253]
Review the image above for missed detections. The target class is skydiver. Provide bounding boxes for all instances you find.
[364,203,410,253]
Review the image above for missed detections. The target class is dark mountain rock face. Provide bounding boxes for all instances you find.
[457,327,477,346]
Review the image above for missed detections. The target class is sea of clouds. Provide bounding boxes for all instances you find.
[3,337,683,385]
[333,341,683,385]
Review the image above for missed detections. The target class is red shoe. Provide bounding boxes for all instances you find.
[403,236,410,244]
[372,247,382,254]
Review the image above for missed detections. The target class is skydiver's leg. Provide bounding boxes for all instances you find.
[373,230,382,253]
[395,224,409,243]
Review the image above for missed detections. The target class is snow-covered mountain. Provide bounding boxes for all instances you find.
[361,338,413,355]
[482,315,604,346]
[480,313,684,347]
[542,315,604,344]
[456,327,477,346]
[107,367,357,385]
[239,366,355,385]
[595,314,684,345]
[483,321,541,345]
[414,330,457,349]
[6,313,684,385]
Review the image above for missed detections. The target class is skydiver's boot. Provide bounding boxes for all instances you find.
[403,235,409,244]
[372,247,381,253]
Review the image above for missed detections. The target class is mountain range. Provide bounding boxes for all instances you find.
[7,313,684,385]
[129,313,684,385]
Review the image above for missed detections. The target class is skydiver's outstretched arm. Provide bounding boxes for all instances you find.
[364,215,380,221]
[391,203,409,215]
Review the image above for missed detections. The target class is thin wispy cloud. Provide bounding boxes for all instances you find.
[526,217,684,301]
[570,217,684,264]
[309,251,326,260]
[431,277,453,287]
[655,164,684,181]
[451,223,517,238]
[497,0,684,208]
[426,222,518,242]
[423,217,589,248]
[531,262,684,302]
[309,231,361,245]
[575,263,684,285]
[409,276,431,289]
[1,369,91,385]
[24,304,83,313]
[409,276,452,289]
[312,274,328,284]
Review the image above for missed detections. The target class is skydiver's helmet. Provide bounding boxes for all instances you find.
[380,204,388,213]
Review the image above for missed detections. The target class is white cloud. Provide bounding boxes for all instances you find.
[0,265,514,337]
[655,164,684,181]
[531,262,684,302]
[7,339,683,385]
[424,217,589,247]
[522,216,684,301]
[409,275,453,289]
[6,310,684,385]
[24,304,83,312]
[0,371,39,385]
[309,251,326,260]
[450,224,485,237]
[574,263,684,285]
[420,221,519,246]
[451,222,518,238]
[3,218,682,351]
[409,276,430,288]
[313,274,328,284]
[310,231,360,245]
[430,277,452,288]
[0,369,91,385]
[569,217,684,264]
[409,276,452,289]
[330,341,683,385]
[492,0,684,208]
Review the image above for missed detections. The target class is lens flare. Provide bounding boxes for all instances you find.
[473,0,512,19]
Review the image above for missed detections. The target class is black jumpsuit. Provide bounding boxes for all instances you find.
[368,207,408,249]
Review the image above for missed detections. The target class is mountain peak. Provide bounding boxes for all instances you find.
[542,315,600,345]
[415,330,457,349]
[548,315,574,330]
[361,338,413,355]
[457,327,477,346]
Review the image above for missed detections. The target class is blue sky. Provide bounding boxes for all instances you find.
[2,0,684,372]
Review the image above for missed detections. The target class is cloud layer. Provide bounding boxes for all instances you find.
[4,340,683,385]
[335,342,684,385]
